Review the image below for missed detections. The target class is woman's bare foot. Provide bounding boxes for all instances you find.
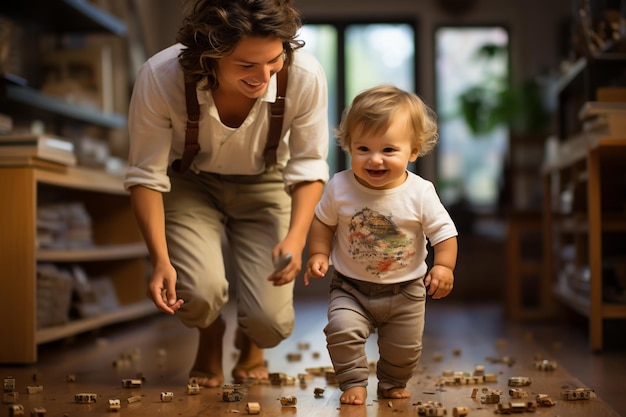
[378,387,410,399]
[231,328,268,383]
[189,317,225,388]
[340,386,367,405]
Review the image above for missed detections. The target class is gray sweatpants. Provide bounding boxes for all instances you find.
[324,271,426,393]
[163,168,294,348]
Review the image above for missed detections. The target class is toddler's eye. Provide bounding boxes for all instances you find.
[357,146,369,152]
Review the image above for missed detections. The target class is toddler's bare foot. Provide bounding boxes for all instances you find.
[378,387,410,399]
[231,328,268,383]
[340,386,367,405]
[189,317,225,388]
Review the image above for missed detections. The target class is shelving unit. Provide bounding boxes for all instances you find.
[540,49,626,351]
[0,1,153,364]
[3,83,126,129]
[0,159,153,363]
[542,136,626,351]
[552,53,626,140]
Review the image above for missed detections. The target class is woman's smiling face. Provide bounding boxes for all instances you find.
[216,36,285,99]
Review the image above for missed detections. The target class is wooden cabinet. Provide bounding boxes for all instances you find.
[0,1,153,364]
[0,161,153,363]
[541,50,626,351]
[542,136,626,351]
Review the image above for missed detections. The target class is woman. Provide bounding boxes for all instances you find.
[124,0,329,387]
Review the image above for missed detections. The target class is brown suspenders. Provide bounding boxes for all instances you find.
[170,73,201,173]
[171,66,289,173]
[263,66,288,168]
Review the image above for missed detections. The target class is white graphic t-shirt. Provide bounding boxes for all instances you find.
[314,170,458,284]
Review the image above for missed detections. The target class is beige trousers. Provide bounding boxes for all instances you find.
[163,168,294,348]
[325,271,426,392]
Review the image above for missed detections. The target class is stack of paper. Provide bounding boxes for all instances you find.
[578,101,626,137]
[0,134,77,166]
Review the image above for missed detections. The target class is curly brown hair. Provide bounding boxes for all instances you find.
[176,0,304,89]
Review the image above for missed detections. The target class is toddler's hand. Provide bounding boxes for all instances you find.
[304,254,328,286]
[424,265,454,299]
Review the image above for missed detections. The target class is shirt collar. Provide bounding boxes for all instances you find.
[261,72,278,103]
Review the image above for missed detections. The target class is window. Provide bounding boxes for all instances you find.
[300,21,418,173]
[434,26,510,210]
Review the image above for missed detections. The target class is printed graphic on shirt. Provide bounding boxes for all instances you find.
[348,207,414,278]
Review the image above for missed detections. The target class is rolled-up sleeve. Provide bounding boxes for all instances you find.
[282,51,330,191]
[124,49,182,193]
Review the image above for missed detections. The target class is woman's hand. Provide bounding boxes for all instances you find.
[268,241,303,286]
[147,261,184,313]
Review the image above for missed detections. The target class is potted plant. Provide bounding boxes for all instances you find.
[457,43,551,136]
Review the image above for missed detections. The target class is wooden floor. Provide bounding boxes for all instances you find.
[2,297,625,417]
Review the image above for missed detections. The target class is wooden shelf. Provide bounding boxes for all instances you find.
[36,300,155,344]
[551,54,626,139]
[554,214,626,234]
[0,164,148,364]
[3,84,127,129]
[37,242,147,262]
[543,136,626,351]
[553,283,591,317]
[36,165,127,194]
[0,158,127,194]
[0,0,127,36]
[542,134,622,172]
[554,284,626,320]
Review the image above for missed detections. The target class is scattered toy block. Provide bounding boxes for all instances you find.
[222,384,244,402]
[107,399,121,411]
[280,395,297,407]
[246,401,261,414]
[25,386,43,394]
[8,404,25,417]
[75,393,97,403]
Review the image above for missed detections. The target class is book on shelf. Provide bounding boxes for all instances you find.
[578,101,626,118]
[0,112,12,134]
[0,134,77,166]
[578,101,626,138]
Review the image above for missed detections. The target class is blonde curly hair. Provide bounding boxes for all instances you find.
[336,84,439,157]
